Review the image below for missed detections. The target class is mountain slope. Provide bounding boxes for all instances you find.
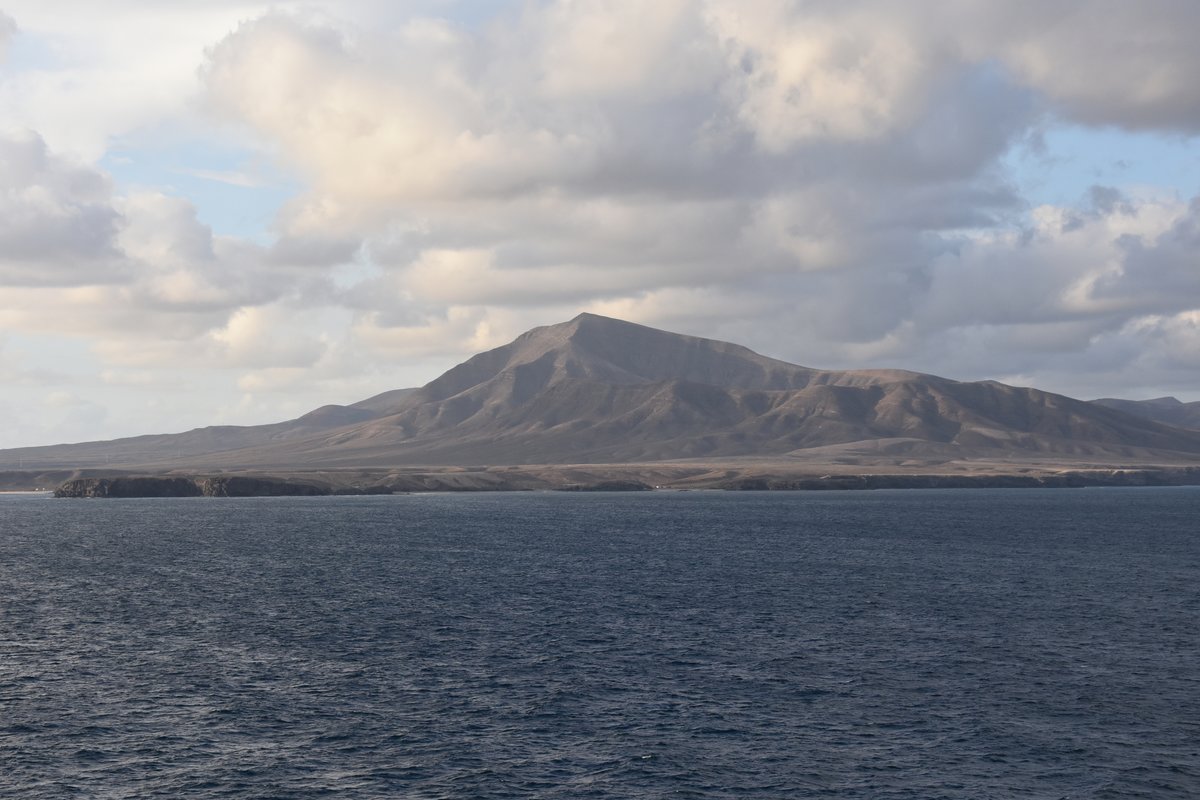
[4,313,1200,469]
[0,399,395,469]
[1092,397,1200,430]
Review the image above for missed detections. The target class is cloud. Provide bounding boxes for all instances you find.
[191,2,1200,402]
[0,11,16,61]
[0,1,278,160]
[352,304,516,360]
[211,304,327,368]
[203,13,598,220]
[706,0,943,148]
[199,4,1038,222]
[0,130,125,286]
[266,234,360,269]
[831,189,1200,397]
[918,192,1195,331]
[531,0,719,100]
[964,0,1200,132]
[0,136,310,374]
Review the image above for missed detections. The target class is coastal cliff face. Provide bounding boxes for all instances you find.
[50,473,656,497]
[54,476,332,498]
[50,465,1200,497]
[54,477,202,498]
[194,477,328,497]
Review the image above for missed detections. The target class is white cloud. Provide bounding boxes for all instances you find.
[189,3,1200,400]
[0,130,125,286]
[0,147,305,377]
[919,192,1194,330]
[707,0,941,148]
[203,13,598,220]
[0,10,16,61]
[967,0,1200,131]
[0,1,300,160]
[352,304,516,360]
[533,0,719,100]
[211,304,326,368]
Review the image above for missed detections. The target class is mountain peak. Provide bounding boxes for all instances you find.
[532,311,658,343]
[412,313,819,409]
[519,313,823,391]
[570,312,684,344]
[569,311,608,323]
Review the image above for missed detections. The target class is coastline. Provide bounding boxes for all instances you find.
[35,462,1200,498]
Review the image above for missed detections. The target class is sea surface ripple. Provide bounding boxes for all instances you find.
[1,488,1198,798]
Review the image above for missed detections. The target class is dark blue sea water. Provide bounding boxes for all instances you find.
[1,488,1198,799]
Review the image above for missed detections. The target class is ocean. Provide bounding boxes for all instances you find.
[1,488,1198,798]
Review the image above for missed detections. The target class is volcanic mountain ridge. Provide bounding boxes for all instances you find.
[4,313,1200,470]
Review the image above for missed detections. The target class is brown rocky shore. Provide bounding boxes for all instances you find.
[53,476,342,498]
[43,463,1200,498]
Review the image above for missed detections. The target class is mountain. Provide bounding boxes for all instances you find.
[0,394,410,468]
[5,313,1200,470]
[1091,396,1200,430]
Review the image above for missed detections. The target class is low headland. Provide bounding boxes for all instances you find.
[29,461,1200,498]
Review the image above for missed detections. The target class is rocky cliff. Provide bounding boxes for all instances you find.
[54,476,337,498]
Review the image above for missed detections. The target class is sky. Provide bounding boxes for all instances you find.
[1,0,1199,448]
